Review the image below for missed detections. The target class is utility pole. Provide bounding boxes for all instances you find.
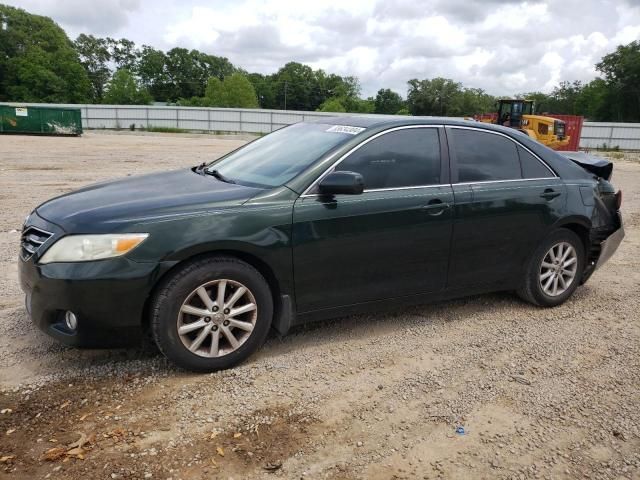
[284,80,288,110]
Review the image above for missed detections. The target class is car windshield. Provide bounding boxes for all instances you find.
[206,122,362,188]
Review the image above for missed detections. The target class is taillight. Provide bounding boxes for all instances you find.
[615,190,622,210]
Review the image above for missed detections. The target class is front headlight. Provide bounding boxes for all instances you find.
[39,233,149,264]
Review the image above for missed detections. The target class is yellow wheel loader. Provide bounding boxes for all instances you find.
[480,99,570,150]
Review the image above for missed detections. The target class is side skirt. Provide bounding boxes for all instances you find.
[293,281,509,327]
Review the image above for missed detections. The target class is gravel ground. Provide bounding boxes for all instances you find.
[0,132,638,480]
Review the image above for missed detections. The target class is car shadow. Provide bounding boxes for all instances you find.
[256,290,532,361]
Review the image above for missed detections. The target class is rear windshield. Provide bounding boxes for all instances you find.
[207,122,362,188]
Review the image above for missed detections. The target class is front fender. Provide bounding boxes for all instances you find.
[127,198,295,291]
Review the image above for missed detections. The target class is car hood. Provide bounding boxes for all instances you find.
[36,168,262,231]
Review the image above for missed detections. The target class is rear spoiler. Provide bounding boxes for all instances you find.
[560,151,613,180]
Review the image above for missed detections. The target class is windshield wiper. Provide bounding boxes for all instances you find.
[206,168,236,184]
[195,162,208,175]
[194,163,236,184]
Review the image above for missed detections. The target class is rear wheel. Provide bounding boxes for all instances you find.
[518,228,585,307]
[151,256,273,372]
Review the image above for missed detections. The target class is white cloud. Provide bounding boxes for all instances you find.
[4,0,640,97]
[5,0,141,35]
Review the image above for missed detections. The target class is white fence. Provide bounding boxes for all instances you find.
[579,122,640,150]
[3,103,640,149]
[1,103,365,134]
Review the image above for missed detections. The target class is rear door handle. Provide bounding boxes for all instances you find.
[421,199,450,216]
[540,188,561,200]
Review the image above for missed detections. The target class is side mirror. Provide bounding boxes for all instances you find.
[318,171,364,195]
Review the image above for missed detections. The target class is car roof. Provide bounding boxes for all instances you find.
[308,114,519,135]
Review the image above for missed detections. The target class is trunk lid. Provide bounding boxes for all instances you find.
[560,151,613,180]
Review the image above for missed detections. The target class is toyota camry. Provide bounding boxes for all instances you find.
[19,117,624,371]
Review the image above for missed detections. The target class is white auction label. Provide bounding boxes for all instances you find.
[326,125,365,135]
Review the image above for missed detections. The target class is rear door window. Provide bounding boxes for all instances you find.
[449,129,521,182]
[335,128,441,190]
[518,146,555,179]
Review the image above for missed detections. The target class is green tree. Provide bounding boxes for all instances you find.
[201,74,258,108]
[316,72,361,104]
[273,62,320,110]
[200,53,236,82]
[163,48,204,100]
[575,79,610,120]
[317,97,346,112]
[596,40,640,121]
[178,96,209,107]
[549,80,584,115]
[103,68,152,105]
[74,34,111,102]
[344,96,375,113]
[203,77,227,106]
[406,78,463,116]
[107,37,139,71]
[374,88,404,114]
[247,73,276,108]
[0,4,91,102]
[450,88,496,117]
[137,45,170,101]
[223,73,259,108]
[516,92,552,114]
[161,48,236,102]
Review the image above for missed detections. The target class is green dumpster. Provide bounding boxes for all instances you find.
[0,105,82,136]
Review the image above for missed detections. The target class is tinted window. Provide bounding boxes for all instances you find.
[335,128,441,190]
[450,129,521,182]
[518,146,554,178]
[210,123,358,188]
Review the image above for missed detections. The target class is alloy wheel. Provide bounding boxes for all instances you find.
[539,241,578,297]
[177,279,257,357]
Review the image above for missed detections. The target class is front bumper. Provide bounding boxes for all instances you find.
[19,255,173,347]
[18,213,176,348]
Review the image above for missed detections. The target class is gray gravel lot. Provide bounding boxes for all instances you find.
[0,132,638,479]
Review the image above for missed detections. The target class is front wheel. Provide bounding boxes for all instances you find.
[518,228,585,307]
[151,256,273,372]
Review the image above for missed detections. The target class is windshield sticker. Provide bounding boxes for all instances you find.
[326,125,365,135]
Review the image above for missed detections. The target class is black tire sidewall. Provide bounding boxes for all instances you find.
[152,258,273,372]
[529,229,585,307]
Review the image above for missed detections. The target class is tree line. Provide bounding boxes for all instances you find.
[2,4,640,121]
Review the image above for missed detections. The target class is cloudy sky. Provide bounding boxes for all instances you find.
[6,0,640,97]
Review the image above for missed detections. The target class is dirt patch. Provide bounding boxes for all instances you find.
[0,372,319,479]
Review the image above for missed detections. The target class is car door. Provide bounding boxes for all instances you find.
[292,126,454,313]
[446,126,565,289]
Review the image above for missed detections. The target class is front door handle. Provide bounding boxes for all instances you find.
[421,199,450,216]
[540,188,561,200]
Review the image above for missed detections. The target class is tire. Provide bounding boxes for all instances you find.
[517,228,585,307]
[151,256,273,372]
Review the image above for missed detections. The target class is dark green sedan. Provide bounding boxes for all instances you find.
[19,117,624,371]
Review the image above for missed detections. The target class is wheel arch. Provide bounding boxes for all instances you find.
[141,247,288,338]
[550,216,592,253]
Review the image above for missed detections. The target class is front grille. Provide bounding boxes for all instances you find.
[21,226,53,260]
